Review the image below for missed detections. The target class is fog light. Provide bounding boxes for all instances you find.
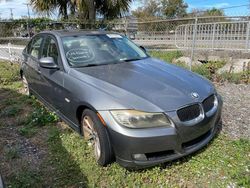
[133,154,147,161]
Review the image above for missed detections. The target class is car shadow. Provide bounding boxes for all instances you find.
[0,87,89,187]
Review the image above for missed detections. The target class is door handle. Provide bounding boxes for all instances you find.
[38,69,41,74]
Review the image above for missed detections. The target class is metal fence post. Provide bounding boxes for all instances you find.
[246,21,250,51]
[8,42,12,61]
[190,17,198,71]
[184,25,187,48]
[212,23,216,50]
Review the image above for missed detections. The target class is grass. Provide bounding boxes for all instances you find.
[149,50,183,63]
[0,105,22,117]
[0,61,20,85]
[9,169,42,188]
[18,103,58,137]
[44,128,249,187]
[0,61,249,187]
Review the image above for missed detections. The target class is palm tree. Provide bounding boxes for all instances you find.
[30,0,70,19]
[97,0,132,19]
[30,0,132,21]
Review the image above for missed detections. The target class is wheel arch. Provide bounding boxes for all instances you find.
[76,102,98,134]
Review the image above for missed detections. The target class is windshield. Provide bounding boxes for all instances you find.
[61,34,148,67]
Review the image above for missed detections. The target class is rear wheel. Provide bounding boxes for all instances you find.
[22,75,30,96]
[81,109,114,166]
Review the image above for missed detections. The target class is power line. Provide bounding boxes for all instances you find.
[187,3,250,15]
[220,4,250,10]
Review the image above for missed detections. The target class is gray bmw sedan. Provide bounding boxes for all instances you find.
[21,30,222,168]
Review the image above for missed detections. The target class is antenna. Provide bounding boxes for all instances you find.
[9,8,14,20]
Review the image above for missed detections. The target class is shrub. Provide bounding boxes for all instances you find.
[149,51,182,63]
[219,71,250,84]
[0,61,20,85]
[192,61,226,80]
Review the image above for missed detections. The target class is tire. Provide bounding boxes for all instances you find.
[81,109,114,166]
[0,174,4,188]
[22,75,30,96]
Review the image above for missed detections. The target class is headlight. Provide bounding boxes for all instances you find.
[110,110,173,128]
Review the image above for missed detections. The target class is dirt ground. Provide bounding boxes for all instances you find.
[215,82,250,139]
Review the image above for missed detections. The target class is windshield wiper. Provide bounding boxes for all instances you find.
[83,63,100,67]
[73,62,116,68]
[121,57,148,62]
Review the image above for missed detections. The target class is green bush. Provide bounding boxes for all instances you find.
[26,106,59,127]
[149,51,182,63]
[0,61,20,85]
[219,71,250,84]
[191,61,226,80]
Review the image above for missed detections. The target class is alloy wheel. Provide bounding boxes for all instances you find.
[82,115,101,160]
[22,76,30,95]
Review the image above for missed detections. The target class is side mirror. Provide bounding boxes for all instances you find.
[140,45,147,53]
[39,57,59,69]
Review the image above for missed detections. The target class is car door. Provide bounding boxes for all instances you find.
[23,35,44,93]
[38,35,66,111]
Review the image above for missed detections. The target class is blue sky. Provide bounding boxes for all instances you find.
[184,0,249,16]
[0,0,249,19]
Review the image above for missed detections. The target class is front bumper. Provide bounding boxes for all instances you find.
[99,95,223,168]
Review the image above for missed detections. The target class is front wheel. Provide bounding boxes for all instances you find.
[81,109,114,166]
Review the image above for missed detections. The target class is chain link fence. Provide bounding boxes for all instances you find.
[0,14,250,69]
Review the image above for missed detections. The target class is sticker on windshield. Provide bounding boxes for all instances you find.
[106,34,122,38]
[66,47,94,63]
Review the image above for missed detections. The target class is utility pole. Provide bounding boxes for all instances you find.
[23,3,31,38]
[9,8,14,20]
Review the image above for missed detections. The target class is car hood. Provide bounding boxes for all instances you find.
[72,58,215,111]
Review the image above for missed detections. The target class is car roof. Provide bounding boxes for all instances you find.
[39,30,121,37]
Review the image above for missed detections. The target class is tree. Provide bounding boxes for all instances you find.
[190,8,225,17]
[204,8,225,16]
[30,0,132,21]
[132,0,161,21]
[162,0,188,18]
[30,0,70,19]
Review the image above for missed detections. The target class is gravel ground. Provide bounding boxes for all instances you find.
[215,82,250,139]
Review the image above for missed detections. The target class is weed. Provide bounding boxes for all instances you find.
[8,169,42,188]
[192,61,226,79]
[219,70,250,84]
[18,126,38,137]
[17,106,58,138]
[6,147,19,160]
[0,105,22,117]
[26,106,59,127]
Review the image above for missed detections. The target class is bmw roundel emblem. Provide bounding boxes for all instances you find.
[191,92,199,99]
